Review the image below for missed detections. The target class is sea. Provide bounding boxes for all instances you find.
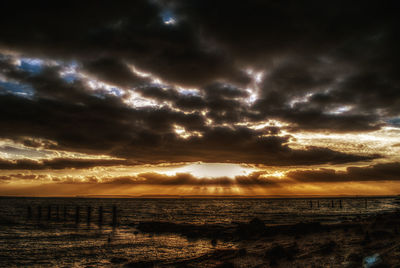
[0,196,398,267]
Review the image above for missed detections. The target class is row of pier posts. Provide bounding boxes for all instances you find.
[308,199,368,209]
[26,205,118,226]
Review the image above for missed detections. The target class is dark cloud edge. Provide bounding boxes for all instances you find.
[287,162,400,182]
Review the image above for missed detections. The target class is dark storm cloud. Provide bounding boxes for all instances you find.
[287,162,400,182]
[174,0,400,79]
[82,57,150,88]
[249,57,385,132]
[136,82,252,124]
[0,59,379,165]
[174,0,400,131]
[114,126,377,165]
[0,1,398,167]
[0,0,250,87]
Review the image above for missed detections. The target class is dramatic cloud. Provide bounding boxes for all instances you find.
[0,158,132,170]
[0,57,377,166]
[0,1,250,87]
[32,171,280,187]
[288,162,400,182]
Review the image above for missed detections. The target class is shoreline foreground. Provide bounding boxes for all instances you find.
[1,198,399,267]
[130,210,400,267]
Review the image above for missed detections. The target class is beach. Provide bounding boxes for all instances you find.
[0,197,399,267]
[134,211,400,267]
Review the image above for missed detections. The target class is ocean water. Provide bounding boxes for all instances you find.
[0,197,398,267]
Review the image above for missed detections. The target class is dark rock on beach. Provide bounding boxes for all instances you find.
[110,257,129,264]
[136,221,233,240]
[124,260,155,268]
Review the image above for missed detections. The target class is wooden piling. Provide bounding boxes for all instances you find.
[38,205,42,220]
[98,206,103,225]
[339,200,343,209]
[27,206,32,220]
[112,205,117,227]
[87,206,92,225]
[47,205,51,221]
[317,200,320,208]
[331,200,334,208]
[56,205,59,221]
[309,200,313,209]
[75,206,80,224]
[63,206,67,222]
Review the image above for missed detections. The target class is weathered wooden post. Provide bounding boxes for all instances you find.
[47,205,52,221]
[112,205,117,227]
[98,206,103,226]
[56,205,60,221]
[317,200,320,208]
[339,200,343,209]
[365,199,367,209]
[331,200,334,208]
[27,206,32,220]
[309,200,313,209]
[38,205,42,221]
[87,206,92,225]
[75,206,80,224]
[63,206,68,222]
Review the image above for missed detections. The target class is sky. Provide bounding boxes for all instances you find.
[0,1,400,196]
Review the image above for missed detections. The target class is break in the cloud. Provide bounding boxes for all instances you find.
[0,1,399,194]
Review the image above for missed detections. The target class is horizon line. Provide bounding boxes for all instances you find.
[0,194,398,199]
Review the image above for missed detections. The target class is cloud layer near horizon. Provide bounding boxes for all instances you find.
[2,162,400,185]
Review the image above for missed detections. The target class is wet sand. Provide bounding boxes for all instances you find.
[132,210,400,267]
[1,197,399,267]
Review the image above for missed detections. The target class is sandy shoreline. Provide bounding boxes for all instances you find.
[1,202,399,267]
[131,210,400,267]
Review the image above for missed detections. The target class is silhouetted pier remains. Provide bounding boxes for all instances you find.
[305,198,379,210]
[99,206,103,225]
[112,205,118,227]
[75,206,80,224]
[308,199,345,209]
[47,205,52,221]
[25,204,119,227]
[63,206,68,221]
[87,206,92,225]
[27,206,32,220]
[56,205,59,221]
[38,205,42,221]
